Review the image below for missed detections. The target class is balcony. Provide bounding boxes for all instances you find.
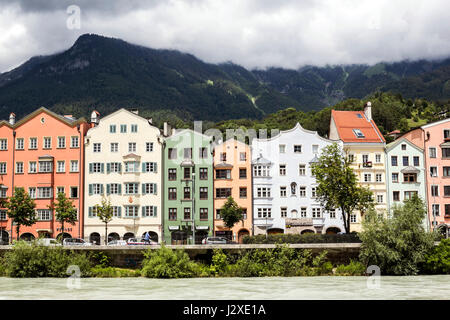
[253,217,274,226]
[362,161,372,168]
[313,218,325,226]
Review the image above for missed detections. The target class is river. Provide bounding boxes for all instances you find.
[0,275,449,299]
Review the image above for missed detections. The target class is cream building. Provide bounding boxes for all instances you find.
[84,109,163,244]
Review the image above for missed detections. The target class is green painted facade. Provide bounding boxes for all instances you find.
[163,129,214,244]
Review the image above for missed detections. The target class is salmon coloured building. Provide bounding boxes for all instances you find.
[0,108,90,242]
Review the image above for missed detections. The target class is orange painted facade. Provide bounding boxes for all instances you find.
[0,108,90,242]
[213,139,253,243]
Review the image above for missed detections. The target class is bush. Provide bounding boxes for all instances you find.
[2,241,92,277]
[335,260,366,276]
[242,233,360,244]
[90,266,141,277]
[421,239,450,274]
[141,245,200,278]
[91,251,111,268]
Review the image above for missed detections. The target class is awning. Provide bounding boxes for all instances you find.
[214,162,233,168]
[36,229,53,233]
[401,166,420,174]
[440,141,450,147]
[180,159,195,167]
[195,226,209,230]
[168,226,179,231]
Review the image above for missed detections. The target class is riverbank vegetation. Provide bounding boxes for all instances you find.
[242,233,361,244]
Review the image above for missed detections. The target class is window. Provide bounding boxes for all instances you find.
[301,207,307,218]
[70,187,78,198]
[377,195,384,203]
[216,188,231,198]
[70,160,79,172]
[56,161,65,173]
[253,165,270,177]
[363,154,369,163]
[445,204,450,217]
[108,183,120,195]
[0,162,6,174]
[312,145,319,154]
[216,169,231,179]
[393,191,400,201]
[432,204,440,216]
[168,168,177,181]
[443,148,450,158]
[91,184,103,195]
[93,143,101,153]
[401,144,406,151]
[125,183,139,195]
[143,162,157,173]
[16,138,24,150]
[120,125,127,133]
[39,161,52,173]
[128,142,136,153]
[110,143,118,152]
[131,124,138,133]
[108,162,121,173]
[125,206,139,218]
[184,208,191,220]
[0,210,7,220]
[430,166,438,177]
[312,207,321,218]
[0,139,7,150]
[57,137,65,149]
[183,148,192,159]
[239,187,247,198]
[392,173,399,183]
[329,209,336,219]
[29,162,37,173]
[29,187,36,199]
[30,137,37,149]
[257,187,271,198]
[279,164,286,176]
[239,168,247,179]
[376,174,382,182]
[443,167,450,177]
[279,145,286,153]
[216,209,222,220]
[353,129,365,138]
[15,162,23,174]
[125,161,139,173]
[43,137,51,149]
[280,187,287,197]
[402,156,409,166]
[220,153,227,162]
[294,145,302,153]
[200,208,208,220]
[429,147,437,158]
[91,163,104,173]
[311,187,317,198]
[257,208,271,218]
[37,187,52,199]
[431,185,439,197]
[299,164,306,176]
[184,167,191,179]
[199,147,208,159]
[36,209,52,221]
[281,207,287,218]
[348,154,355,163]
[240,152,246,161]
[168,188,177,200]
[200,187,208,200]
[198,168,208,180]
[364,174,371,182]
[168,148,177,160]
[375,154,381,163]
[110,125,116,133]
[71,136,79,148]
[146,142,153,152]
[444,186,450,197]
[142,183,156,195]
[299,186,306,197]
[350,214,357,223]
[445,130,450,139]
[404,191,418,200]
[391,156,398,166]
[169,208,177,220]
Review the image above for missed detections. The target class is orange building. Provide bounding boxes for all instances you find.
[0,108,90,242]
[213,139,252,243]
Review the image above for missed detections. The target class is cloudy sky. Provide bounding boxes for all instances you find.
[1,0,450,72]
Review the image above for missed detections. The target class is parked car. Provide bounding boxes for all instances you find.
[201,237,228,244]
[63,238,92,246]
[107,240,128,246]
[126,238,157,245]
[36,238,61,246]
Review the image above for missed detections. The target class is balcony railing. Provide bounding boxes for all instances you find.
[362,161,372,168]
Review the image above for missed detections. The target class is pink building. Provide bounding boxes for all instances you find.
[402,118,450,236]
[0,108,91,242]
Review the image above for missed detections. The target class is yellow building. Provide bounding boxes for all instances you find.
[329,102,386,232]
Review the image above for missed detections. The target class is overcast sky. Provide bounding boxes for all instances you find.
[1,0,450,73]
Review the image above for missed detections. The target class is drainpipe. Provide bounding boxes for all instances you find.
[77,124,82,239]
[10,130,16,243]
[423,128,433,232]
[159,137,165,244]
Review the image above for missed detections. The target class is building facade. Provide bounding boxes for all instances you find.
[385,138,428,230]
[163,129,213,244]
[213,139,253,243]
[329,103,387,232]
[251,123,345,235]
[0,108,90,242]
[84,109,163,244]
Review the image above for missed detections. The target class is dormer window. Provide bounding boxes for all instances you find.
[353,129,365,138]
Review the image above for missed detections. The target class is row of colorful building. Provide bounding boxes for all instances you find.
[0,103,449,244]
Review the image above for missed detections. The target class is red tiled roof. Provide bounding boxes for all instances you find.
[331,110,385,143]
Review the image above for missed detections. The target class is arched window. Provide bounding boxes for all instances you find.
[291,182,297,195]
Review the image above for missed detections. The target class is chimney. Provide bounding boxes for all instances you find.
[130,108,139,115]
[90,110,99,125]
[364,101,372,121]
[9,113,15,125]
[163,122,171,137]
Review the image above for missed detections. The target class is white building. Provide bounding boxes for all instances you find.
[84,109,163,244]
[251,123,345,235]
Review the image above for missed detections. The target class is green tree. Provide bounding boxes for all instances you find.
[50,192,78,244]
[220,196,244,229]
[5,187,36,241]
[311,143,374,234]
[95,197,114,245]
[359,195,435,275]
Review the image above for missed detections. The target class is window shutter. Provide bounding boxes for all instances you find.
[118,163,122,173]
[142,206,146,217]
[107,163,111,173]
[142,183,146,194]
[88,207,92,217]
[118,184,122,195]
[153,183,157,195]
[101,163,104,173]
[142,162,146,172]
[89,184,93,196]
[106,184,110,195]
[100,184,104,194]
[89,163,93,173]
[135,162,139,172]
[118,206,121,217]
[154,162,157,172]
[153,206,157,217]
